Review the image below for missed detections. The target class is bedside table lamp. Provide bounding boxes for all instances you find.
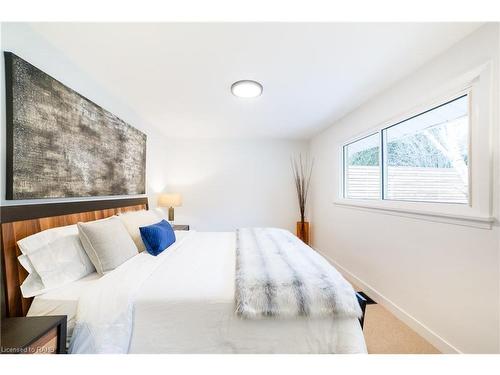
[158,193,182,223]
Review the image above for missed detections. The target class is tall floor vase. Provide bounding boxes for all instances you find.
[296,221,310,245]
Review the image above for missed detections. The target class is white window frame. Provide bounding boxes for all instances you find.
[335,63,495,229]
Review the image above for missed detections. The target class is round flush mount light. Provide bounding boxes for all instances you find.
[231,80,263,98]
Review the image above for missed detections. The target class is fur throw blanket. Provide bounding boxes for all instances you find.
[235,228,362,319]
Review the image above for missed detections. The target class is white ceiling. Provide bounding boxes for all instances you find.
[27,23,482,140]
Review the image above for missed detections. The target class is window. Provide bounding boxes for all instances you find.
[342,94,469,204]
[384,95,469,203]
[343,133,380,200]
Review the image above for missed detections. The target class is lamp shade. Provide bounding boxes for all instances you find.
[158,193,182,208]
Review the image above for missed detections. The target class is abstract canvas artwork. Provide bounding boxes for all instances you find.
[4,52,147,199]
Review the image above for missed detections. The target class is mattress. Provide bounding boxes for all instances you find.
[28,231,367,353]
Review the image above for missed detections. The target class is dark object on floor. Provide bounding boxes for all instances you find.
[356,292,367,329]
[357,291,377,305]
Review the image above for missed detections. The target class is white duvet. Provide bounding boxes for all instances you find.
[66,231,366,354]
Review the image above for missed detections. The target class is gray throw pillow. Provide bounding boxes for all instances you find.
[77,216,138,274]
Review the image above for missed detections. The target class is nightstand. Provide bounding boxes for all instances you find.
[173,224,190,231]
[1,315,67,354]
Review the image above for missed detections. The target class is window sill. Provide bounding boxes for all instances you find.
[333,199,495,229]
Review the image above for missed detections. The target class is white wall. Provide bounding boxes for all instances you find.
[0,23,306,232]
[148,138,306,231]
[309,23,500,353]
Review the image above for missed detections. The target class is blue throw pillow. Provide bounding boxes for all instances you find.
[139,219,176,256]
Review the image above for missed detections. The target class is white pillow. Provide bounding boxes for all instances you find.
[17,224,95,297]
[18,254,45,297]
[118,210,163,252]
[78,216,139,274]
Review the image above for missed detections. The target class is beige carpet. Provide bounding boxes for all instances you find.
[363,303,440,354]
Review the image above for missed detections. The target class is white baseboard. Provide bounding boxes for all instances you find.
[315,249,462,354]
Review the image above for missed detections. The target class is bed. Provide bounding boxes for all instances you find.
[1,198,367,354]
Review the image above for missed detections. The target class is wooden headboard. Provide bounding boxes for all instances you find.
[0,197,149,318]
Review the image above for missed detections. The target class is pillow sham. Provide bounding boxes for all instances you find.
[17,254,45,297]
[139,219,176,256]
[118,210,164,252]
[78,216,139,274]
[17,224,95,297]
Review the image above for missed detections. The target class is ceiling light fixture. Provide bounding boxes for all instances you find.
[231,80,263,98]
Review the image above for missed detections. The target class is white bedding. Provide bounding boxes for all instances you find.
[28,231,366,354]
[27,272,101,344]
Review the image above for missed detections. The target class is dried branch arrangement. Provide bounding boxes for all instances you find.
[291,154,314,223]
